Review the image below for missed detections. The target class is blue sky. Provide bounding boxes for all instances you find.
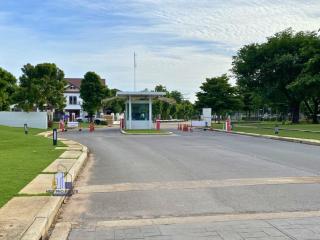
[0,0,319,101]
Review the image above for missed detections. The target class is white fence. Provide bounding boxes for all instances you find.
[0,112,48,129]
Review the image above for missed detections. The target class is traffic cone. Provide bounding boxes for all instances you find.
[89,122,95,132]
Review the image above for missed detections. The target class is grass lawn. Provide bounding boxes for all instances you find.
[211,122,320,140]
[236,122,320,132]
[0,125,64,207]
[124,129,170,134]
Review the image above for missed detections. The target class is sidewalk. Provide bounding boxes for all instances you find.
[67,214,320,240]
[0,132,88,240]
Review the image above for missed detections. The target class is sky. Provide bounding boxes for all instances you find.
[0,0,319,101]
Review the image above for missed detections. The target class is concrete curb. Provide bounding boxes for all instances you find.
[212,129,320,146]
[120,129,173,135]
[48,222,72,240]
[20,197,64,240]
[19,130,88,240]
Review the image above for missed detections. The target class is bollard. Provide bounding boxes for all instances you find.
[53,128,58,146]
[225,119,231,132]
[156,119,160,130]
[89,122,95,132]
[59,119,65,132]
[24,123,28,135]
[183,124,187,132]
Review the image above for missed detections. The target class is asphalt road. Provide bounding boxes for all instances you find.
[57,127,320,240]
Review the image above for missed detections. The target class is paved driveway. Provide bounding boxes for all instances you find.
[56,128,320,240]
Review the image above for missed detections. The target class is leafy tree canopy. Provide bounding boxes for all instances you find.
[0,67,17,111]
[155,84,167,92]
[153,85,195,120]
[232,28,320,123]
[196,74,242,116]
[15,63,66,111]
[169,90,183,103]
[102,88,125,114]
[80,71,105,118]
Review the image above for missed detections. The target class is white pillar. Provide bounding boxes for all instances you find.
[128,96,132,129]
[149,96,152,129]
[125,101,128,129]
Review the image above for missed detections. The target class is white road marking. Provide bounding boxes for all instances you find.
[76,176,320,194]
[96,210,320,228]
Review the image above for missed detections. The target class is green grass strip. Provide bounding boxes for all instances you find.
[0,125,64,207]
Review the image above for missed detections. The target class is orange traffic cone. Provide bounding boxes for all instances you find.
[89,122,95,132]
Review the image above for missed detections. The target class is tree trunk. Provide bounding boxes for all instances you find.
[290,101,300,124]
[312,99,319,124]
[89,113,94,123]
[304,99,319,124]
[312,114,318,124]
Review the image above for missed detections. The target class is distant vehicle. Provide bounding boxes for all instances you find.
[76,116,106,125]
[76,115,97,122]
[94,117,106,125]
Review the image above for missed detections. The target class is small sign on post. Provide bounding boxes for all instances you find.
[53,128,58,145]
[24,124,28,135]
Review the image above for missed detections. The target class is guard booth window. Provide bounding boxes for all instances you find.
[132,103,149,120]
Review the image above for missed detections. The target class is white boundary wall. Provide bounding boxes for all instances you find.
[0,112,48,129]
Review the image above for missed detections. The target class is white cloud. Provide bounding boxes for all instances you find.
[131,0,320,48]
[1,0,319,102]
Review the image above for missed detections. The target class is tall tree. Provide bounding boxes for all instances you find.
[153,85,195,120]
[15,63,66,111]
[80,71,105,120]
[0,67,17,111]
[288,54,320,123]
[102,88,125,114]
[176,100,195,120]
[169,90,183,103]
[155,85,167,92]
[196,74,241,118]
[233,29,319,123]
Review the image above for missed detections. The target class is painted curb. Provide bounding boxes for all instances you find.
[120,129,173,135]
[19,131,88,240]
[212,129,320,146]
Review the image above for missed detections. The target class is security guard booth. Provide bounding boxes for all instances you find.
[116,91,165,129]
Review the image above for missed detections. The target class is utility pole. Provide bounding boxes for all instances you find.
[134,52,136,91]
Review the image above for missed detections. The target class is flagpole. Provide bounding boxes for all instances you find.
[134,52,136,91]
